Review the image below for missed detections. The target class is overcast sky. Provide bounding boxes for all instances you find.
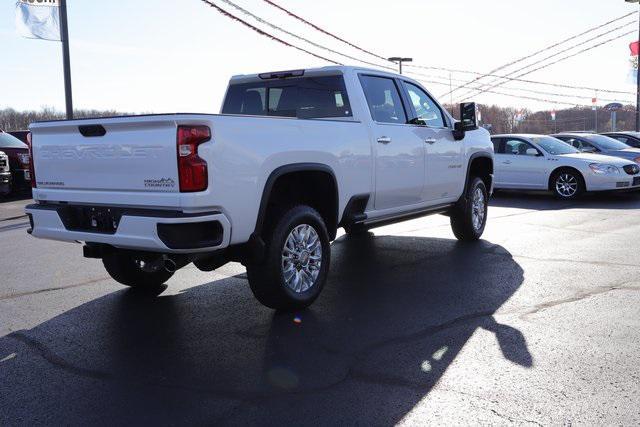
[1,0,638,113]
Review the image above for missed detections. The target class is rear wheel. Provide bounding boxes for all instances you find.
[102,251,174,288]
[551,169,584,199]
[247,205,330,311]
[450,177,488,241]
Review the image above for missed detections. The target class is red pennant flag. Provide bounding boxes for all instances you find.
[630,41,639,57]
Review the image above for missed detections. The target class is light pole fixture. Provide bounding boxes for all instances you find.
[625,0,640,131]
[388,57,413,75]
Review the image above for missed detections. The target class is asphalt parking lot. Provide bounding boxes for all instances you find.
[1,192,639,425]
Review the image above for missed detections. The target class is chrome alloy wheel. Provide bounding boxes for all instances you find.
[281,224,322,293]
[555,173,578,198]
[471,187,486,231]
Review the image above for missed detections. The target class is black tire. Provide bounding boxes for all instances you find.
[450,177,488,241]
[247,205,331,311]
[102,251,174,288]
[550,169,584,200]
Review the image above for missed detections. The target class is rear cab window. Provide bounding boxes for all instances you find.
[222,75,352,119]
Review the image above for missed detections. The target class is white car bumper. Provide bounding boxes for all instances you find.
[26,204,231,254]
[586,173,640,192]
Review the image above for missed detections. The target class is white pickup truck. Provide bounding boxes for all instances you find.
[26,66,494,310]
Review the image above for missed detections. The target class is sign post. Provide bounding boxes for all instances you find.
[15,0,73,120]
[625,0,640,131]
[604,103,623,132]
[59,0,73,119]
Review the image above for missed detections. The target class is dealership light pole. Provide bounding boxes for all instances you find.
[388,57,412,75]
[626,0,640,131]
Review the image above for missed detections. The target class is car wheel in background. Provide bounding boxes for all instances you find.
[551,169,584,200]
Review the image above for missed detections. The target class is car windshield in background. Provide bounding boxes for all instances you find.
[222,75,352,119]
[531,136,579,155]
[0,132,28,148]
[583,134,631,150]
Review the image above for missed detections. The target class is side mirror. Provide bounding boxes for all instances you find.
[460,102,478,131]
[453,102,478,141]
[526,148,539,156]
[453,121,465,141]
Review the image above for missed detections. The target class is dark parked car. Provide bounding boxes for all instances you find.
[552,133,640,164]
[601,131,640,149]
[0,131,31,194]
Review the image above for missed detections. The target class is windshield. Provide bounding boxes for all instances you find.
[531,136,579,155]
[583,134,631,150]
[0,132,28,149]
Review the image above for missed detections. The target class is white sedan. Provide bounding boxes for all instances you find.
[491,134,640,199]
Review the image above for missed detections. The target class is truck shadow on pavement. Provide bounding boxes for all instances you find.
[1,235,530,425]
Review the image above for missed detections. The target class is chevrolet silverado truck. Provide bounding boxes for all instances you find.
[26,66,494,310]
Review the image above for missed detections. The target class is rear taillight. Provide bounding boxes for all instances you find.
[177,125,210,192]
[27,132,36,188]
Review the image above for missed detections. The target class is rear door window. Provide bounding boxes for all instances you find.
[359,75,407,124]
[222,75,352,119]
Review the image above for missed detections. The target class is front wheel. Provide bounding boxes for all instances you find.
[551,169,584,199]
[450,177,488,241]
[247,205,330,311]
[102,251,174,288]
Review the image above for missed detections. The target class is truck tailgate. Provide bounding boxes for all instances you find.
[31,118,180,193]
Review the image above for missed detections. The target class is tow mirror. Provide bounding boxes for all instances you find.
[460,102,478,131]
[453,102,478,141]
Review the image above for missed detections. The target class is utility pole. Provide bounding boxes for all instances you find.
[388,57,412,75]
[625,0,640,131]
[59,0,73,119]
[593,91,598,132]
[449,72,454,112]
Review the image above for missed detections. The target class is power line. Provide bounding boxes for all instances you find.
[200,0,633,108]
[444,11,638,97]
[413,72,633,103]
[259,0,633,97]
[199,0,341,65]
[455,22,637,101]
[415,78,585,106]
[431,76,632,104]
[261,0,390,62]
[216,0,395,71]
[457,29,637,102]
[405,64,634,95]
